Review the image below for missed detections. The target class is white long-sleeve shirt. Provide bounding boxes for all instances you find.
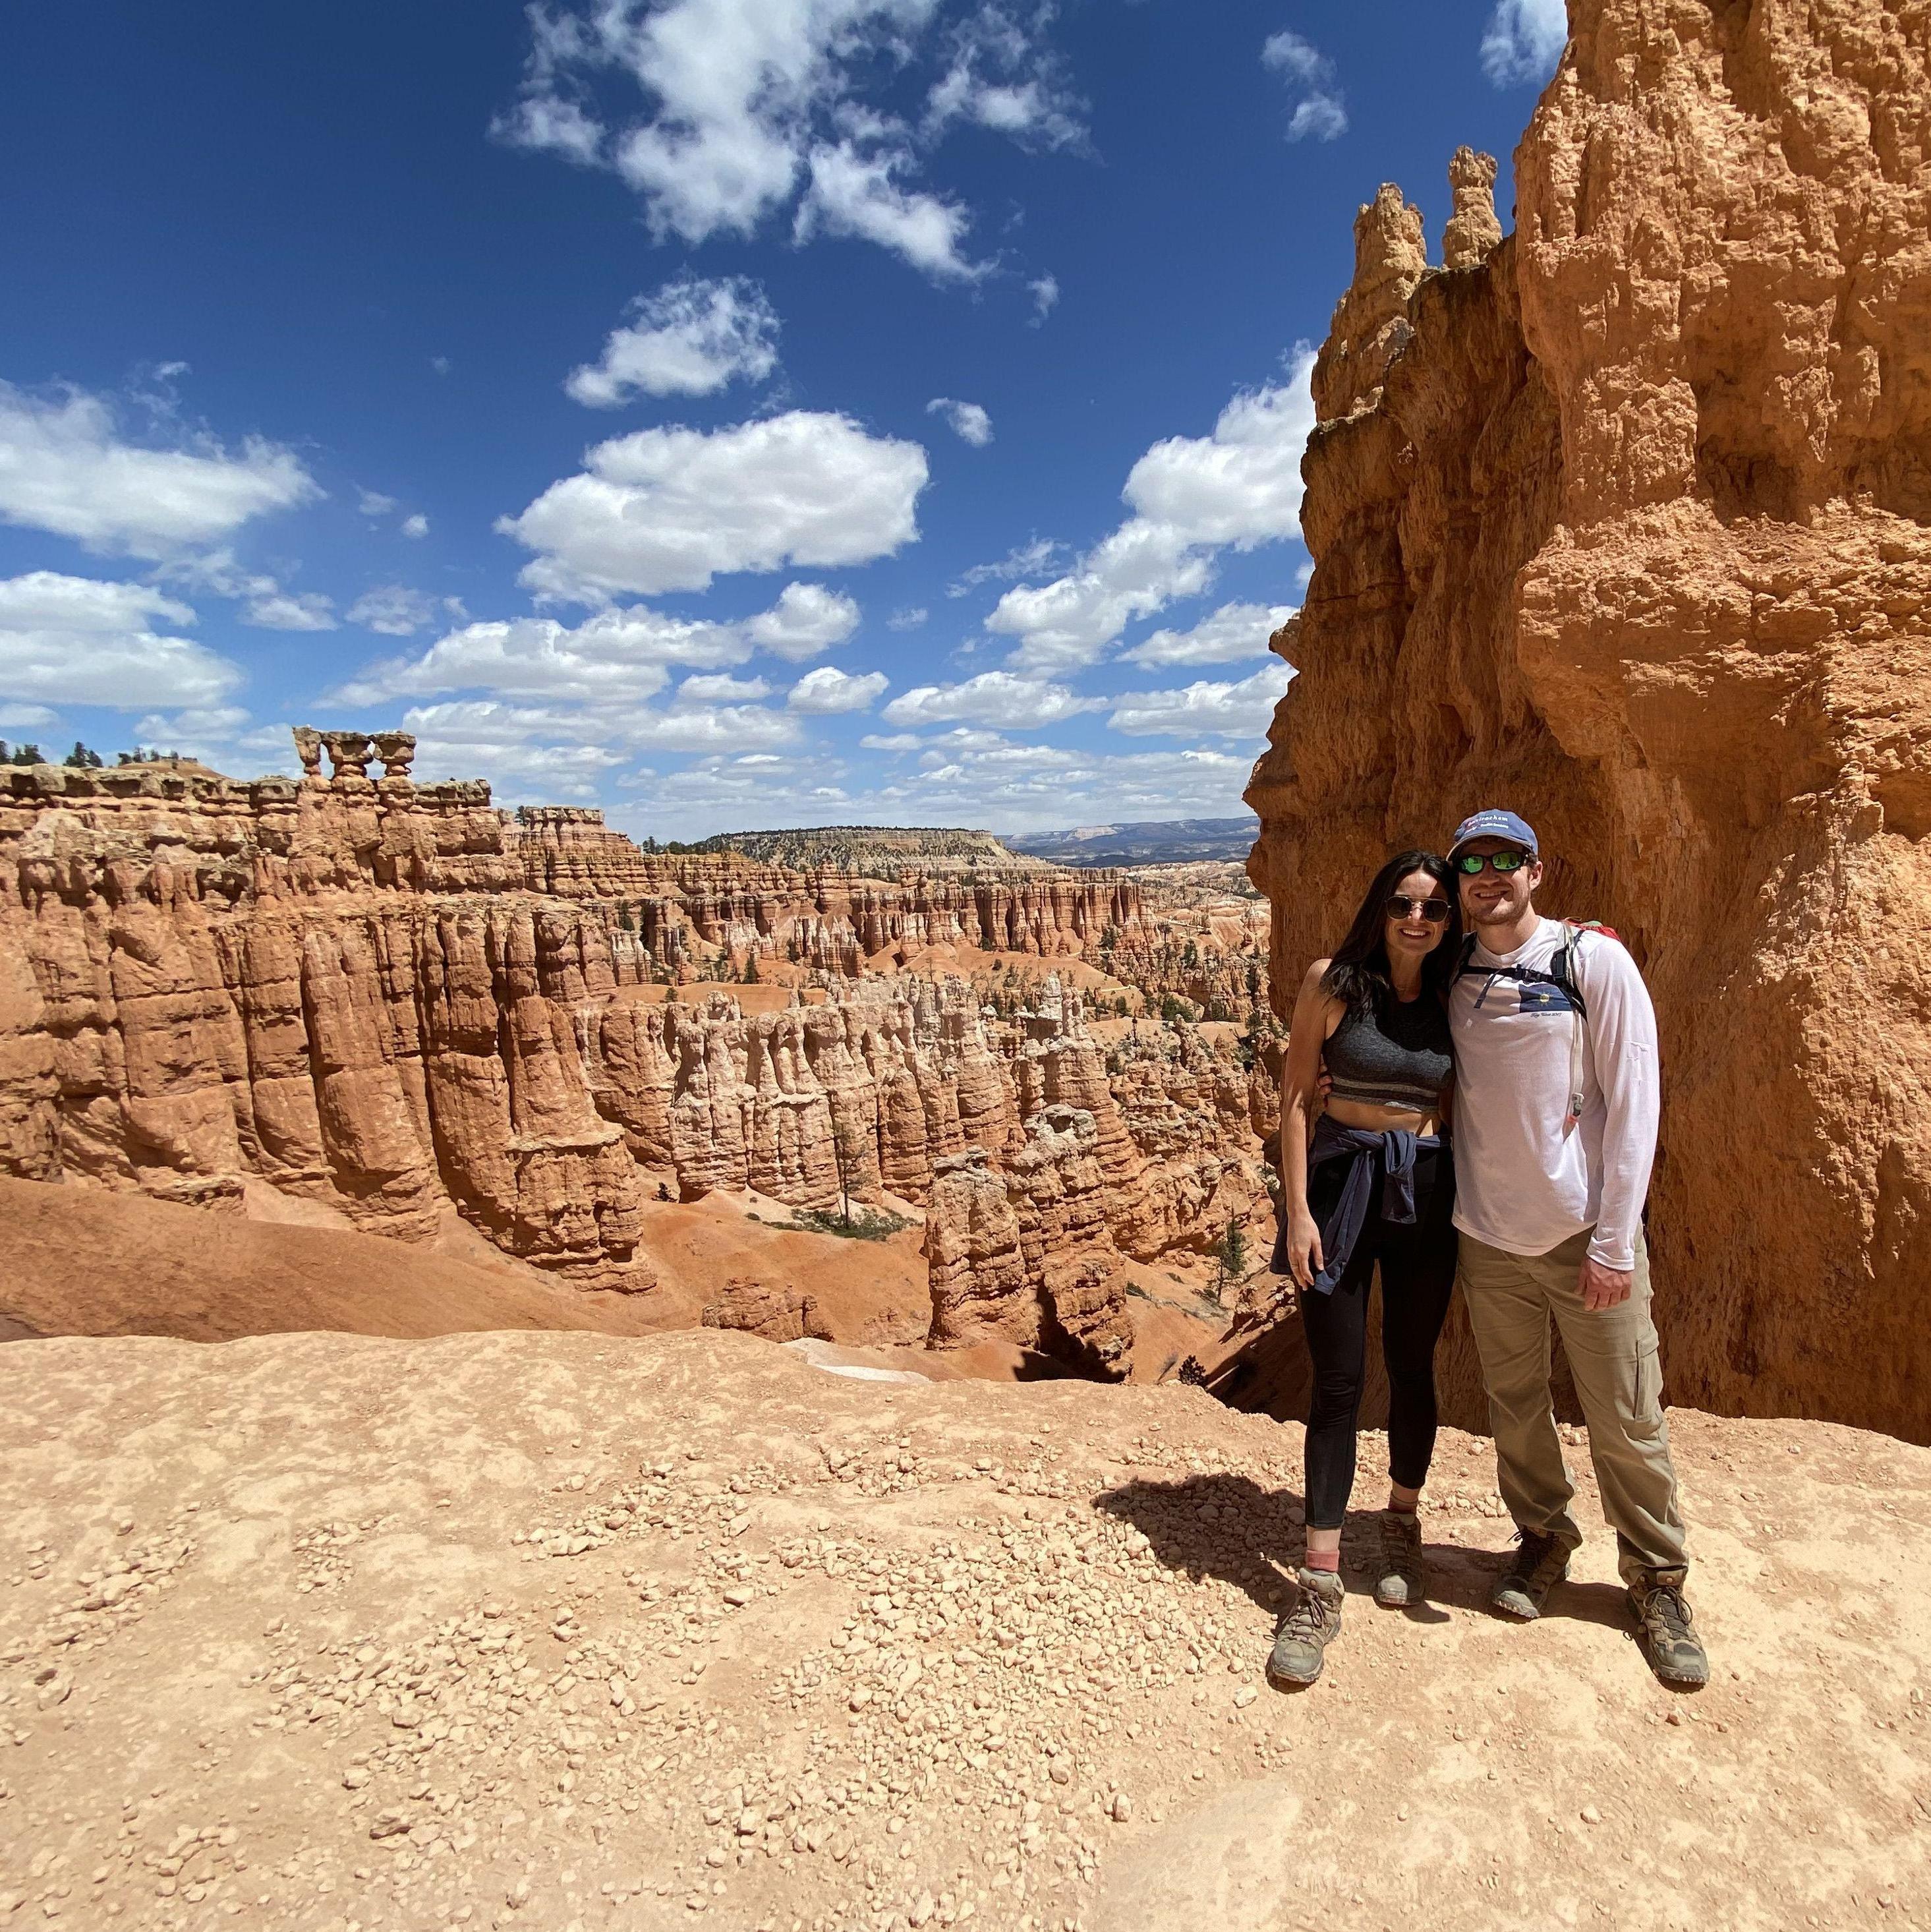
[1448,917,1659,1270]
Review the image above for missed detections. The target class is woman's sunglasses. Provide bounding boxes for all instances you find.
[1386,896,1452,922]
[1455,850,1532,875]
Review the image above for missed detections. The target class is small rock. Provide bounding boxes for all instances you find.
[342,1768,370,1790]
[722,1587,754,1608]
[1111,1794,1133,1823]
[368,1811,411,1840]
[1580,1805,1603,1825]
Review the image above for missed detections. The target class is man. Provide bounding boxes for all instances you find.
[1445,808,1708,1687]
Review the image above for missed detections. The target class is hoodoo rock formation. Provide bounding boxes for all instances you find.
[1246,0,1931,1438]
[1,736,1269,1359]
[922,973,1275,1378]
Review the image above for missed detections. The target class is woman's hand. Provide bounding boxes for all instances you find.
[1285,1209,1324,1291]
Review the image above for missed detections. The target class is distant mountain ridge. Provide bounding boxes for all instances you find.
[691,825,1047,873]
[1003,817,1259,866]
[689,818,1261,871]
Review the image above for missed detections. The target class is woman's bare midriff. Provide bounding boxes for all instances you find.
[1323,1097,1443,1137]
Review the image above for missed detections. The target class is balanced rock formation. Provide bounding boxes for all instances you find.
[1246,0,1931,1438]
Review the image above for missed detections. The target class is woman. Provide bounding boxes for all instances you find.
[1265,850,1460,1688]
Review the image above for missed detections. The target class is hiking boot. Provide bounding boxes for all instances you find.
[1630,1569,1710,1687]
[1267,1567,1344,1687]
[1490,1528,1573,1620]
[1373,1509,1427,1607]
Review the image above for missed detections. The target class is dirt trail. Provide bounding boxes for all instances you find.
[1,1328,1923,1930]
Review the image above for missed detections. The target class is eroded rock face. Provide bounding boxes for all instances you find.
[1309,183,1427,423]
[921,977,1272,1374]
[1441,146,1502,270]
[1,749,1265,1322]
[923,1111,1135,1380]
[1247,0,1931,1439]
[701,1275,833,1343]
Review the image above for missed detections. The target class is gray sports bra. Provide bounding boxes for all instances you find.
[1324,994,1453,1113]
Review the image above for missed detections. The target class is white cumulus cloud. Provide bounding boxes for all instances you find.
[926,397,993,446]
[0,380,316,560]
[925,3,1085,150]
[499,411,927,601]
[742,581,861,661]
[1122,600,1296,668]
[159,548,335,632]
[1107,660,1294,738]
[674,672,772,705]
[401,695,801,793]
[347,585,438,636]
[496,0,1075,283]
[795,140,987,282]
[1028,272,1059,326]
[1482,0,1568,86]
[243,589,336,631]
[947,535,1064,597]
[985,348,1315,673]
[0,572,242,709]
[1262,28,1346,142]
[401,513,429,539]
[566,275,781,405]
[333,581,856,705]
[882,670,1100,729]
[789,664,888,713]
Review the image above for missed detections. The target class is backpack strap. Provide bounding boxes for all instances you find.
[1558,923,1586,1136]
[1462,920,1621,1138]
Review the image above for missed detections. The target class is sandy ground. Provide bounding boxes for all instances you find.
[1,1326,1924,1931]
[0,1179,930,1355]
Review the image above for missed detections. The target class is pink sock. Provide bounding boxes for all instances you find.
[1304,1549,1340,1573]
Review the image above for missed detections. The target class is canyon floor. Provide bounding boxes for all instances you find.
[3,1326,1924,1932]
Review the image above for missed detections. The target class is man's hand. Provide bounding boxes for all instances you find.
[1579,1256,1633,1311]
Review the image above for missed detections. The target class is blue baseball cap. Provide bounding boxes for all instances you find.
[1448,808,1538,858]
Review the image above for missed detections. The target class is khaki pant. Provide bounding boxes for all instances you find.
[1456,1227,1688,1585]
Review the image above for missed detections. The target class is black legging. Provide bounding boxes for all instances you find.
[1300,1142,1458,1530]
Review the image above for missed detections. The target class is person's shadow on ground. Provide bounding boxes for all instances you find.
[1093,1471,1630,1633]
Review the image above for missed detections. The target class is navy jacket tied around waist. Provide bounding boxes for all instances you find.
[1271,1113,1447,1295]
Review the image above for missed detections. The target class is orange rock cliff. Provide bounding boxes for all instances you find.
[0,731,1269,1342]
[1246,0,1931,1438]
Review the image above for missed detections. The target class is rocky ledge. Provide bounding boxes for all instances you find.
[0,1327,1923,1931]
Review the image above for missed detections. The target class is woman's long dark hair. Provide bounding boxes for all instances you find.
[1320,848,1461,1013]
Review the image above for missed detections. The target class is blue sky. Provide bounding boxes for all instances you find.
[0,0,1564,838]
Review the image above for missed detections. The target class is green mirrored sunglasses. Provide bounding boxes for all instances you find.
[1456,850,1532,875]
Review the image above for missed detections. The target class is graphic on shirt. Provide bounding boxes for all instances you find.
[1468,972,1581,1017]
